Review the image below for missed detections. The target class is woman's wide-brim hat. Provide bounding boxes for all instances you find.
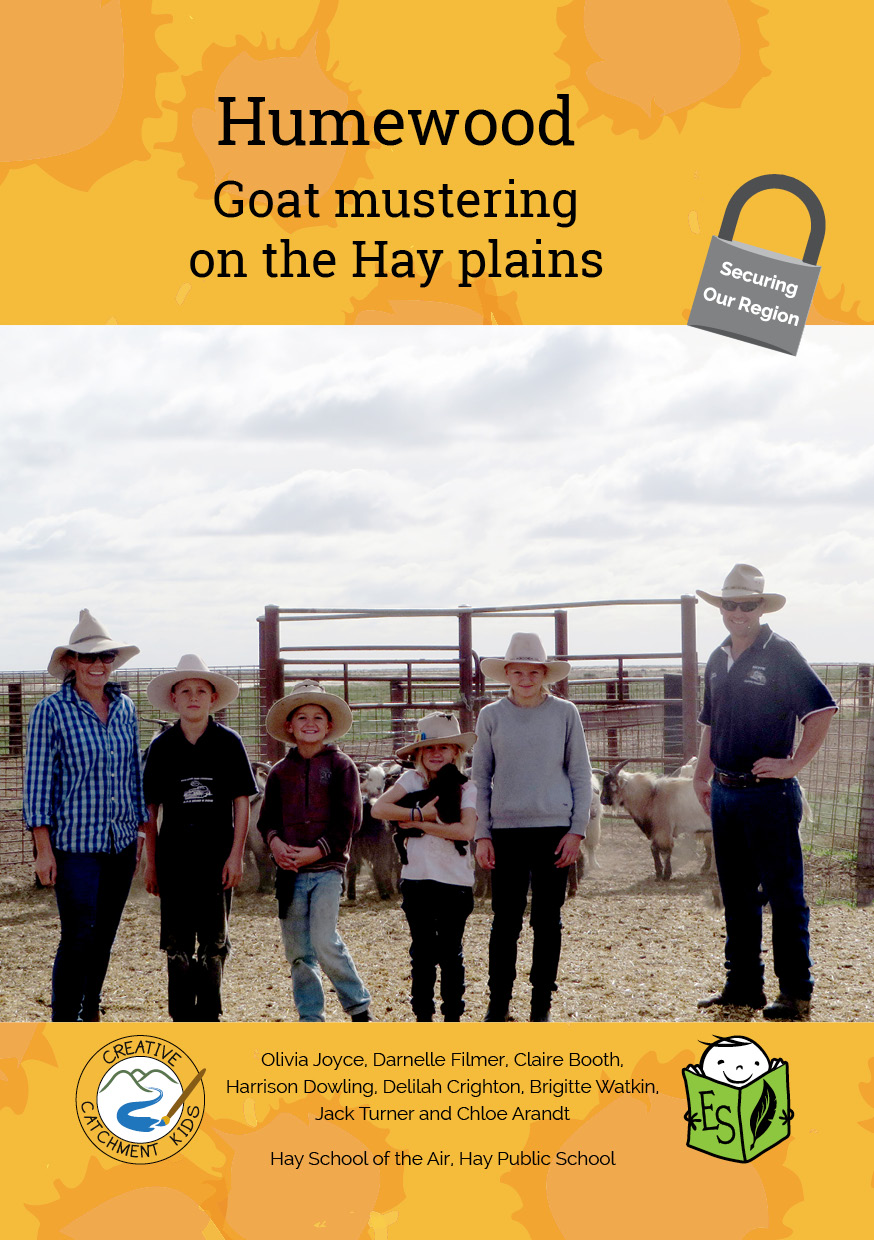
[479,632,571,685]
[696,563,785,613]
[48,609,139,679]
[147,654,240,713]
[396,712,477,759]
[265,680,354,743]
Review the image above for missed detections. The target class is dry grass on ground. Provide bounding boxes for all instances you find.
[1,816,871,1023]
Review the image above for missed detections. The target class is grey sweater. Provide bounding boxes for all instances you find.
[472,694,592,839]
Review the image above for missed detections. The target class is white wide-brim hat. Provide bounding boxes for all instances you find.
[48,609,139,679]
[480,632,571,685]
[696,563,785,613]
[147,654,240,713]
[396,712,477,759]
[265,680,354,743]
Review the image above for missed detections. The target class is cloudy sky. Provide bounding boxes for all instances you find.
[1,324,871,670]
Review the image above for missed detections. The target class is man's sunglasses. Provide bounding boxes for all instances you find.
[75,650,119,665]
[720,600,762,613]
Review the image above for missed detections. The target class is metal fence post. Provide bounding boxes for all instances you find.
[458,607,474,732]
[857,706,874,906]
[554,609,569,699]
[680,594,699,760]
[662,672,683,772]
[259,605,284,763]
[606,679,618,763]
[390,679,406,747]
[7,684,22,757]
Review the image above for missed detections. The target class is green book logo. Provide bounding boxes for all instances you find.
[683,1036,792,1163]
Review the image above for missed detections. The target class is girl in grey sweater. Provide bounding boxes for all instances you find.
[473,634,592,1022]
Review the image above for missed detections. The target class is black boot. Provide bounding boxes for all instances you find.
[763,994,810,1022]
[697,988,766,1011]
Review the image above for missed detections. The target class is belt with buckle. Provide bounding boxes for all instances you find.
[714,770,780,788]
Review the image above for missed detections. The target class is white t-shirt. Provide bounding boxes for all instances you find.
[395,768,477,887]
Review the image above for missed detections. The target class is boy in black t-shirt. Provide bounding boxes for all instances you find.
[143,655,257,1021]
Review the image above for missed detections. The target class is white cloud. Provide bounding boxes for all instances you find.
[0,325,872,667]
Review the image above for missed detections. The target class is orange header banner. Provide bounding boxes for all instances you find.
[1,1,871,324]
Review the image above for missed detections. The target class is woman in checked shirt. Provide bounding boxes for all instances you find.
[24,610,147,1021]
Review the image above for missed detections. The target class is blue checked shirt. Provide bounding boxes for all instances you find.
[24,681,147,852]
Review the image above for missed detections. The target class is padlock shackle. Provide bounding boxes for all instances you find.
[719,174,825,266]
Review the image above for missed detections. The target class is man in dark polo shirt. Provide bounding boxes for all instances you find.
[692,565,836,1021]
[143,655,257,1021]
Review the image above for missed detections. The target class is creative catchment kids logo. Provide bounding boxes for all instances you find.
[683,1035,793,1163]
[76,1037,206,1163]
[688,173,825,356]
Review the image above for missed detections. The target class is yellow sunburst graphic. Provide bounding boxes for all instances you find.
[809,285,873,325]
[162,1,370,238]
[506,1049,802,1240]
[29,1157,221,1240]
[859,1058,874,1162]
[0,1,171,189]
[557,0,769,137]
[346,262,523,324]
[27,1095,404,1240]
[0,1026,56,1118]
[204,1108,405,1240]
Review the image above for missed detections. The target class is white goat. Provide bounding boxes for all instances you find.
[582,772,603,873]
[597,760,713,881]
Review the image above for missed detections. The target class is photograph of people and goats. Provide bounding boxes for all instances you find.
[2,326,873,1024]
[2,597,872,1022]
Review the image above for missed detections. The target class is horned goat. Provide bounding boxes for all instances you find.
[597,759,712,881]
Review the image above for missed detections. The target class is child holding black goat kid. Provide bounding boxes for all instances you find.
[372,713,477,1022]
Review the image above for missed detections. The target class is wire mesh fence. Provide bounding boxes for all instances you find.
[1,661,869,904]
[0,667,264,868]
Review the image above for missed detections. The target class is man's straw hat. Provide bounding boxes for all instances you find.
[697,563,785,613]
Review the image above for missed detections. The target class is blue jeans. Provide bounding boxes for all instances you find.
[52,843,137,1021]
[710,779,811,1000]
[279,870,370,1021]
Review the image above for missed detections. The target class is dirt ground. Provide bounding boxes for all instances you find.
[2,815,872,1023]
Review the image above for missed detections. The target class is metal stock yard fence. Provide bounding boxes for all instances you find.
[1,597,872,904]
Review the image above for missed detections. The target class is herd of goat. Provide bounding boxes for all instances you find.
[240,753,720,899]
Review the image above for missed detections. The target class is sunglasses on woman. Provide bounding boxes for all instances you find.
[720,600,762,613]
[75,650,119,664]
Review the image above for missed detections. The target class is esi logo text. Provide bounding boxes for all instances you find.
[76,1037,205,1163]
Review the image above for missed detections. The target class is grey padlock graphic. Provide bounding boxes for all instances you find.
[688,174,825,355]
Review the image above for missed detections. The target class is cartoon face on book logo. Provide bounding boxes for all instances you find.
[700,1036,770,1085]
[76,1038,205,1163]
